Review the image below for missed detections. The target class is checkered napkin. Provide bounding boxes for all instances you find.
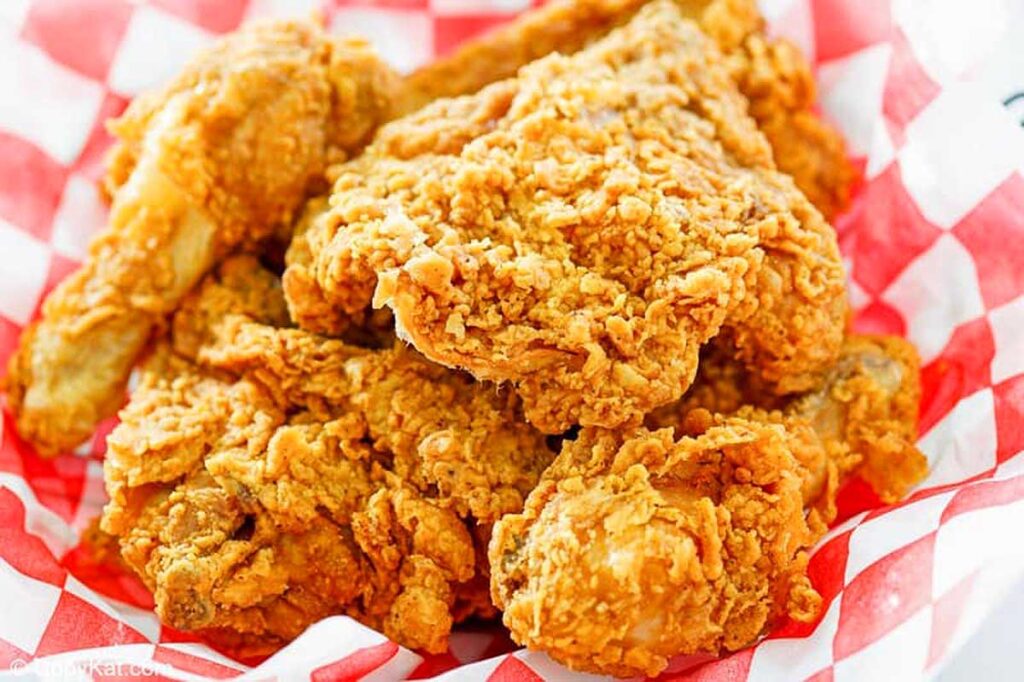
[1,0,1023,679]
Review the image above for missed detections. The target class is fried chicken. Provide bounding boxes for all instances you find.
[5,20,400,456]
[286,0,847,434]
[397,0,856,220]
[101,256,553,656]
[489,334,927,676]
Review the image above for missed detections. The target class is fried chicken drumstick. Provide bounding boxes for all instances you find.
[489,335,927,677]
[286,1,847,435]
[101,257,553,655]
[398,0,856,219]
[5,21,399,455]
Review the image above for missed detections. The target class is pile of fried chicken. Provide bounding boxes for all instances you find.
[2,0,928,676]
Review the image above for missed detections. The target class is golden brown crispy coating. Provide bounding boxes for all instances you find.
[102,257,553,655]
[288,1,846,434]
[655,334,928,503]
[398,0,855,220]
[5,20,400,456]
[490,334,927,676]
[491,421,821,677]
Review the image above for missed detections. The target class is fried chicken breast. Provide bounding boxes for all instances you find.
[5,20,400,455]
[398,0,856,220]
[286,0,847,434]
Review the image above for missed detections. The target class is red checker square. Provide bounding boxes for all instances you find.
[0,638,32,669]
[834,532,935,660]
[150,0,250,34]
[918,317,994,435]
[489,655,544,682]
[994,374,1024,463]
[809,530,853,608]
[812,0,892,64]
[0,132,69,242]
[18,434,88,522]
[0,486,67,587]
[666,647,753,681]
[881,29,941,133]
[926,572,975,669]
[410,651,461,679]
[154,645,245,679]
[35,591,149,657]
[941,475,1024,524]
[433,14,517,57]
[21,0,135,82]
[60,542,154,611]
[846,162,942,296]
[835,476,884,521]
[72,91,130,183]
[92,670,178,682]
[310,641,398,681]
[0,316,21,383]
[851,299,907,338]
[952,173,1024,311]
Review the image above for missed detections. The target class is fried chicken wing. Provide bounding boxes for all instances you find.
[101,256,553,655]
[287,1,846,434]
[5,20,400,456]
[397,0,855,220]
[490,333,926,676]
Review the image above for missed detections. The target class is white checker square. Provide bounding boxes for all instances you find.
[892,0,1010,84]
[0,557,62,654]
[0,218,51,326]
[918,388,997,489]
[50,174,108,262]
[330,8,433,75]
[898,82,1024,229]
[833,605,932,682]
[245,0,323,21]
[817,44,892,157]
[429,0,529,15]
[865,115,895,180]
[107,6,214,97]
[844,491,954,583]
[747,597,841,682]
[0,0,32,36]
[881,234,985,363]
[994,452,1024,480]
[758,0,799,24]
[162,642,248,671]
[0,41,104,165]
[932,499,1024,598]
[847,274,871,313]
[429,655,506,681]
[989,294,1024,385]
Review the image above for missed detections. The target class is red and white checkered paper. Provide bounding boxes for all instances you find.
[2,0,1023,679]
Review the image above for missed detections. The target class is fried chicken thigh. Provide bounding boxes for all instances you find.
[287,0,847,434]
[102,257,553,655]
[398,0,856,220]
[5,21,400,455]
[489,335,926,676]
